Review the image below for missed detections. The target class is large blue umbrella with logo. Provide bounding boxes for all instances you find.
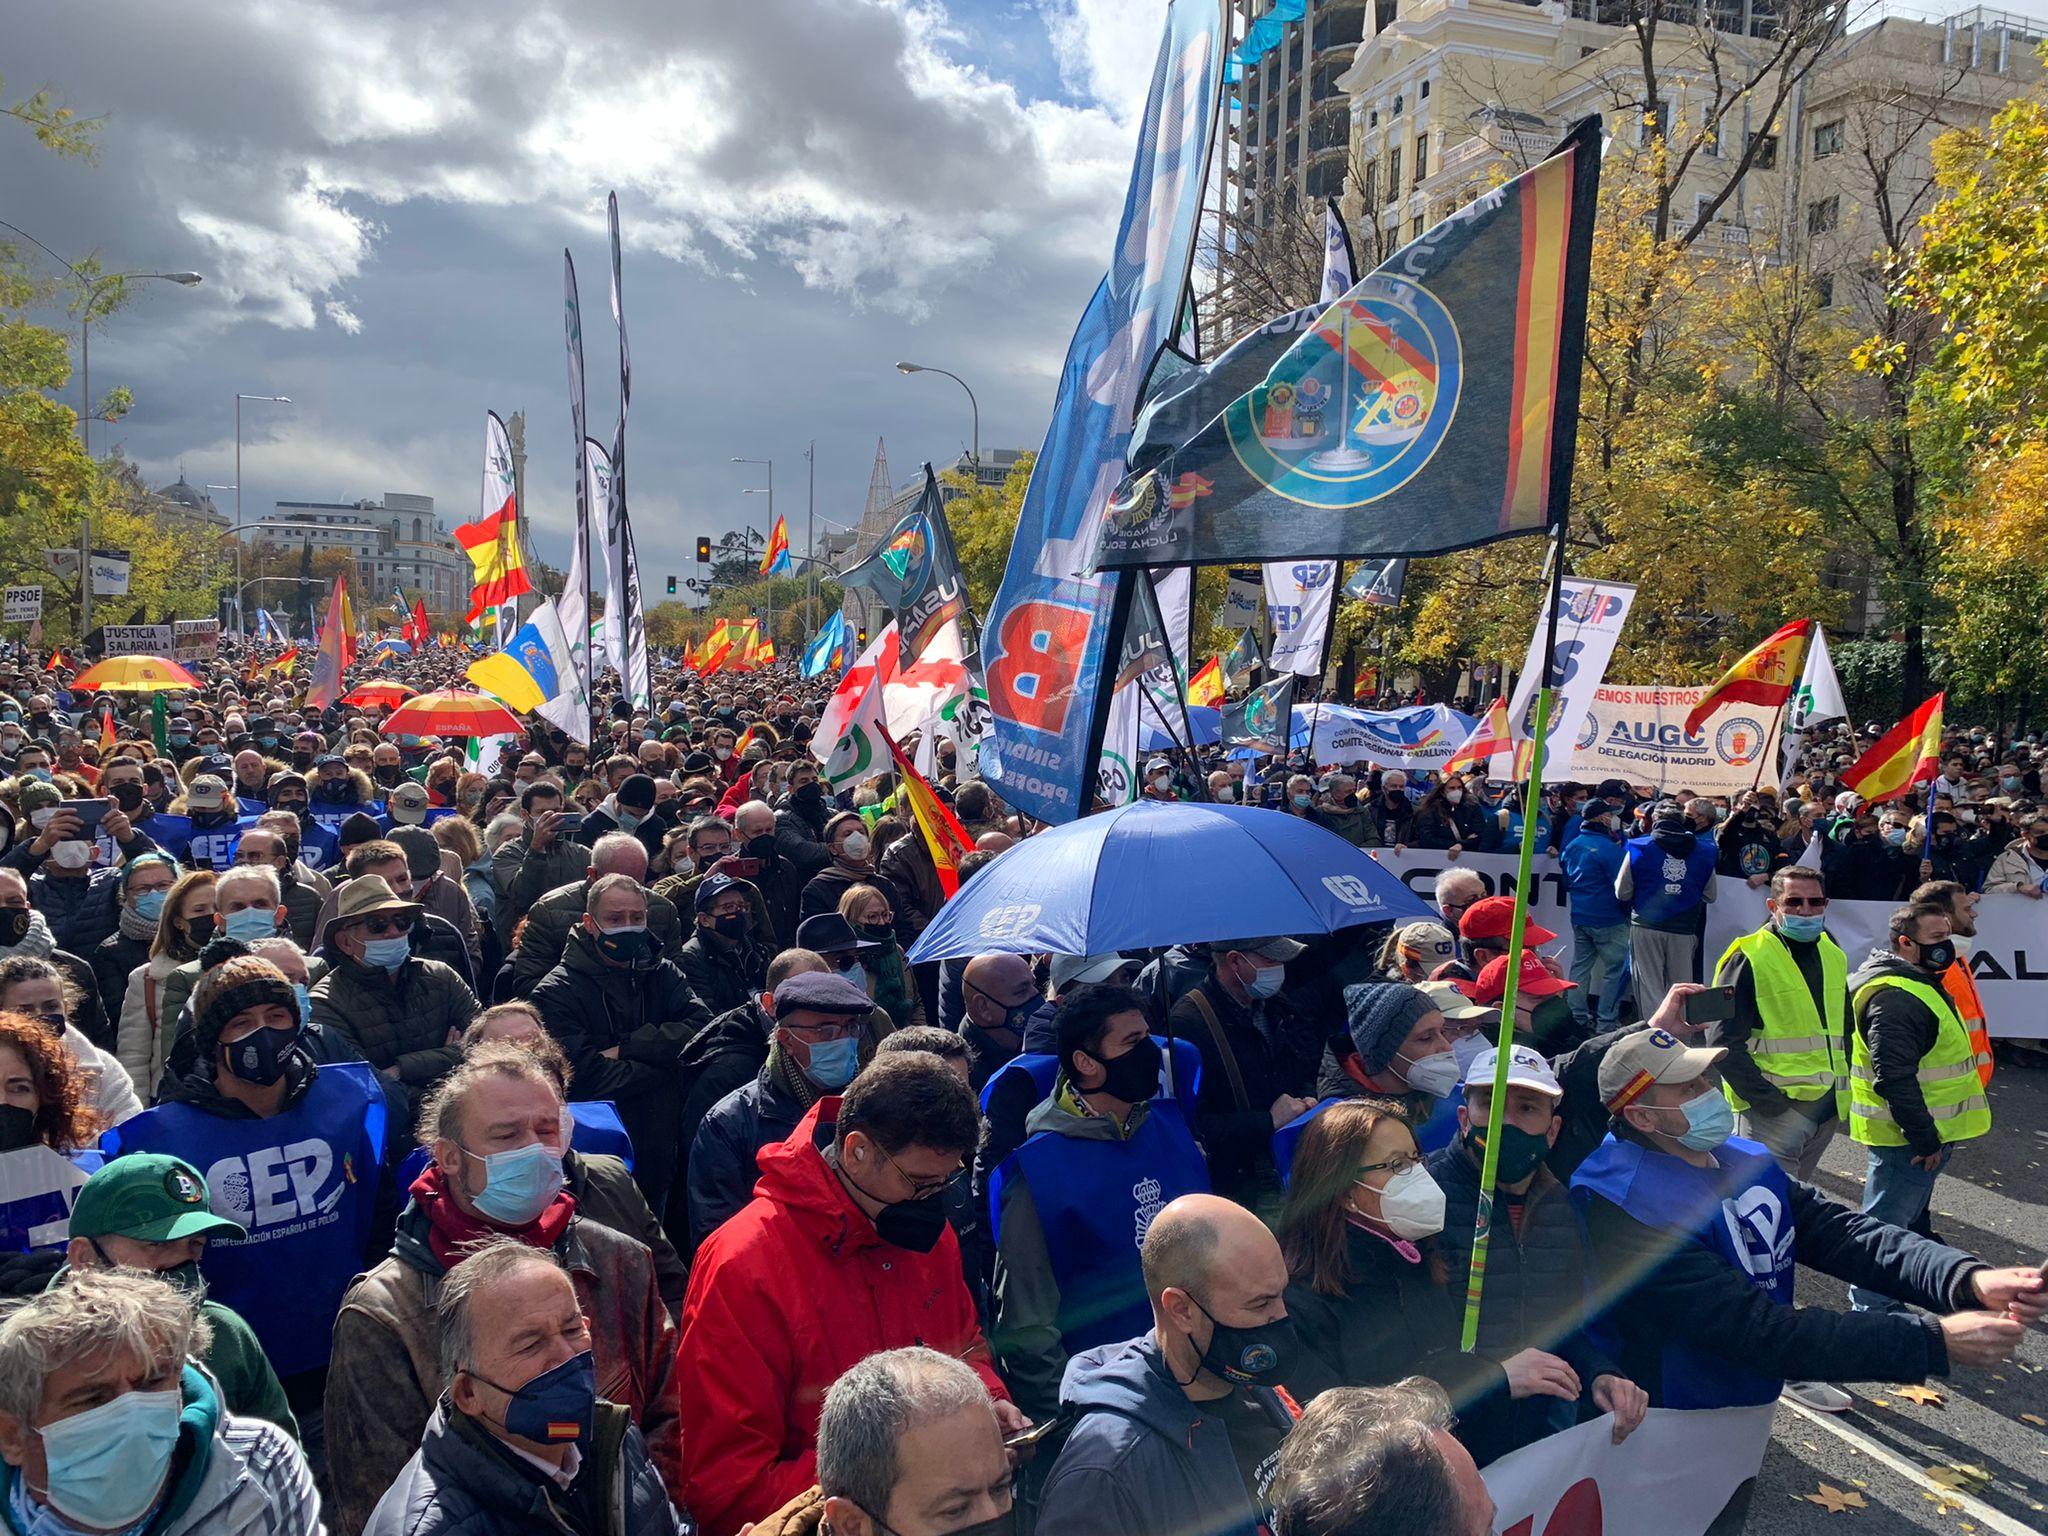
[905,798,1433,962]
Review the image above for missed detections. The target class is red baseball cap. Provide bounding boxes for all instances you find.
[1460,952,1577,1007]
[1457,895,1557,947]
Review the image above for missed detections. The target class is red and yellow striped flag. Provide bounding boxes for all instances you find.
[1841,693,1945,806]
[1445,698,1512,775]
[1683,620,1813,736]
[886,737,975,897]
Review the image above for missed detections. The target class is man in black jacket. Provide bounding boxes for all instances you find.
[530,873,711,1219]
[675,872,768,1017]
[734,800,809,947]
[576,772,672,862]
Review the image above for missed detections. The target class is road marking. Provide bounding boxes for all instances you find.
[1784,1401,2042,1536]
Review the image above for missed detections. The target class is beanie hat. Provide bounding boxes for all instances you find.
[1343,981,1438,1074]
[191,946,298,1055]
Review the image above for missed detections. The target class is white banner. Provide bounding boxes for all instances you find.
[1292,702,1477,772]
[1102,568,1193,807]
[44,549,79,581]
[2,586,42,623]
[1483,1404,1772,1536]
[100,623,173,657]
[172,618,219,661]
[1493,577,1635,781]
[0,1144,94,1253]
[1264,559,1338,676]
[1571,684,1776,796]
[1221,569,1261,631]
[1368,848,2048,1039]
[89,548,132,597]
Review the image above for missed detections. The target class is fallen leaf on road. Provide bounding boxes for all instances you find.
[1803,1484,1867,1513]
[1897,1385,1948,1407]
[2021,1413,2046,1427]
[1927,1464,1991,1492]
[1872,1398,1892,1407]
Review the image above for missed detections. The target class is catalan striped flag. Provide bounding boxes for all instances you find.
[1683,619,1814,736]
[886,736,976,897]
[1841,693,1945,806]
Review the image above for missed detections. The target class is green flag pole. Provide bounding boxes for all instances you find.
[1459,526,1566,1352]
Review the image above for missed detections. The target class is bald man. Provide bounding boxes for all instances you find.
[960,953,1043,1092]
[1035,1195,1302,1536]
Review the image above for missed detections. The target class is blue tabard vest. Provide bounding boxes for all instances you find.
[307,798,386,833]
[992,1097,1210,1354]
[395,1099,634,1191]
[183,819,250,873]
[294,818,340,872]
[0,1147,104,1253]
[1623,837,1718,928]
[1273,1084,1463,1185]
[103,1060,387,1378]
[130,812,195,865]
[1570,1133,1794,1408]
[978,1040,1205,1120]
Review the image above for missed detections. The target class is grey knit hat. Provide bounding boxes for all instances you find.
[1343,981,1438,1074]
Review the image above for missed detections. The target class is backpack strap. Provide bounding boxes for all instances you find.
[1186,987,1251,1113]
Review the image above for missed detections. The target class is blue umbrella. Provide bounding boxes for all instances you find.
[905,799,1434,962]
[1139,704,1220,751]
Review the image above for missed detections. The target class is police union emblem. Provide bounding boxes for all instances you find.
[1225,286,1460,509]
[1716,717,1764,767]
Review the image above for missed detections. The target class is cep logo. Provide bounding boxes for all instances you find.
[1291,563,1333,589]
[1322,874,1376,907]
[1721,1185,1792,1281]
[976,903,1043,940]
[206,1139,344,1229]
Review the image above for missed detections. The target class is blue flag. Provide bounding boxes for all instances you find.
[802,610,852,678]
[980,0,1223,825]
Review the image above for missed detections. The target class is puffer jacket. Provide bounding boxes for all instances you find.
[363,1399,682,1536]
[529,926,709,1103]
[278,863,329,949]
[686,1062,811,1248]
[510,880,684,992]
[326,1199,682,1536]
[27,863,131,957]
[677,1097,1008,1536]
[310,953,478,1088]
[91,924,152,1027]
[488,831,591,941]
[674,927,768,1019]
[118,951,192,1099]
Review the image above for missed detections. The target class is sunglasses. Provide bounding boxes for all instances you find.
[354,914,414,938]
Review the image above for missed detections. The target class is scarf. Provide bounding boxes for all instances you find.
[766,1039,825,1115]
[117,903,158,942]
[409,1161,576,1270]
[0,910,56,961]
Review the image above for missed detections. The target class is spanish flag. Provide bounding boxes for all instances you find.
[1188,656,1225,708]
[1841,693,1945,806]
[456,496,532,622]
[1445,698,1513,775]
[1684,620,1813,736]
[886,737,975,897]
[694,620,735,675]
[335,576,359,668]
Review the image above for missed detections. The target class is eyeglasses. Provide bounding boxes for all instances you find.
[1353,1152,1422,1182]
[782,1018,862,1043]
[355,914,413,938]
[873,1143,959,1202]
[1777,896,1829,912]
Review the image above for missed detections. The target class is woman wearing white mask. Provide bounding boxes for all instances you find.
[1276,1098,1573,1467]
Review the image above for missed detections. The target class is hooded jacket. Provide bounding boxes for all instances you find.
[1033,1336,1275,1536]
[326,1195,682,1536]
[529,925,711,1103]
[362,1399,682,1536]
[676,1098,1007,1536]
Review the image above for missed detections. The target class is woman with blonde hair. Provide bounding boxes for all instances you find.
[838,883,924,1030]
[116,868,217,1099]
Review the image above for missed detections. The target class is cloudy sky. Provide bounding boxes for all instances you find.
[3,0,1170,589]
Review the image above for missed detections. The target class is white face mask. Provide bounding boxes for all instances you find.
[1445,789,1464,805]
[1215,785,1236,803]
[1365,1163,1447,1240]
[48,839,93,870]
[1394,1047,1462,1099]
[841,831,872,863]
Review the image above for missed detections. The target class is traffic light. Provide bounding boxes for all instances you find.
[666,575,677,595]
[857,626,868,648]
[695,536,711,563]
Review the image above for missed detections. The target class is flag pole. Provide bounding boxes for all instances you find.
[1460,521,1565,1352]
[1752,688,1792,794]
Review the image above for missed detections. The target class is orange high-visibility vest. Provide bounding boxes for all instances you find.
[1944,958,1994,1088]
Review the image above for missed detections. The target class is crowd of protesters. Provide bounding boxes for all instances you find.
[0,634,2042,1536]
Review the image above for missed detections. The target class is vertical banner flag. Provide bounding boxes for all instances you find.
[837,466,973,665]
[1345,557,1408,608]
[979,0,1223,824]
[1264,559,1338,675]
[589,440,623,680]
[606,194,653,710]
[1100,567,1193,806]
[1781,622,1849,779]
[1470,576,1635,780]
[560,251,593,726]
[1319,198,1358,303]
[1095,115,1603,569]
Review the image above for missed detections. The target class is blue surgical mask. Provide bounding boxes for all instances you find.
[1778,913,1826,943]
[293,982,311,1025]
[1242,958,1285,1001]
[169,733,191,747]
[362,933,411,971]
[1884,827,1908,847]
[801,1034,859,1090]
[33,1385,184,1530]
[616,809,641,833]
[1291,792,1313,809]
[223,907,277,942]
[463,1139,566,1226]
[1671,1088,1735,1151]
[132,889,167,923]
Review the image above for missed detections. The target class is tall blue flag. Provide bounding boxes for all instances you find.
[802,610,851,679]
[979,0,1223,825]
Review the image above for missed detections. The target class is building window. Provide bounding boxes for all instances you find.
[1806,194,1838,235]
[1638,99,1670,145]
[1812,272,1835,308]
[1387,145,1401,196]
[1420,79,1430,99]
[1362,162,1378,208]
[1750,131,1778,170]
[1393,94,1403,116]
[1369,108,1378,127]
[1411,215,1425,240]
[1415,133,1428,180]
[1695,192,1715,227]
[1812,119,1844,158]
[1703,128,1721,158]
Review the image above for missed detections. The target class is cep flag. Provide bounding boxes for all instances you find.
[1096,115,1601,570]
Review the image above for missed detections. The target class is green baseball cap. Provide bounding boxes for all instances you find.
[69,1154,247,1244]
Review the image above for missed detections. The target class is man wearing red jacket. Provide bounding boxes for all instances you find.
[678,1035,1023,1536]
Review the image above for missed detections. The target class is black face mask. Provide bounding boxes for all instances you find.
[1188,1296,1298,1387]
[843,1153,951,1253]
[221,1023,302,1087]
[712,912,751,942]
[0,1102,36,1152]
[792,781,824,805]
[186,913,217,946]
[865,1505,1018,1536]
[857,921,895,945]
[374,766,404,788]
[191,808,236,830]
[1085,1034,1162,1104]
[291,751,316,771]
[1914,938,1957,974]
[317,779,357,804]
[108,783,146,814]
[274,797,307,817]
[744,834,777,863]
[0,908,31,946]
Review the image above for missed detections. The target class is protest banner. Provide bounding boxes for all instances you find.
[100,623,174,656]
[1292,702,1475,772]
[173,618,220,661]
[88,547,132,596]
[0,1145,95,1253]
[1482,1403,1773,1536]
[2,586,42,623]
[1369,848,2048,1038]
[1572,684,1777,795]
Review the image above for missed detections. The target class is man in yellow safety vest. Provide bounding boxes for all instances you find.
[1846,902,1994,1314]
[1911,880,1995,1089]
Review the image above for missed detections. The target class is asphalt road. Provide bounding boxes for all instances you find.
[1755,1046,2048,1536]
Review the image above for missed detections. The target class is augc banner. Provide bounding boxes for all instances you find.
[1572,684,1777,795]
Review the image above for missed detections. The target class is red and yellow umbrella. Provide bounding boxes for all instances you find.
[70,655,202,694]
[342,680,418,708]
[379,688,524,740]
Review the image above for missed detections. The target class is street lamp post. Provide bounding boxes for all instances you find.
[235,394,293,637]
[733,456,774,642]
[895,361,979,469]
